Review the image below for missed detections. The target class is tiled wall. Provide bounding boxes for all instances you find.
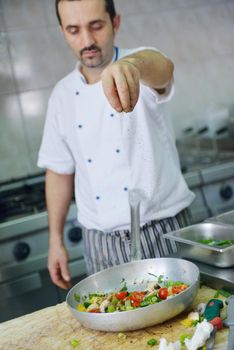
[0,0,234,182]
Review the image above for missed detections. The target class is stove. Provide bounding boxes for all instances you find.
[0,174,86,322]
[0,175,46,223]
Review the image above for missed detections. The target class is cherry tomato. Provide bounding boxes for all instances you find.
[115,291,128,300]
[88,308,100,313]
[130,291,145,303]
[158,288,169,300]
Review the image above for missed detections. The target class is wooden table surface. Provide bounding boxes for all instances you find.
[0,286,229,350]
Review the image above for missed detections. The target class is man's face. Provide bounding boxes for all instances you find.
[59,0,120,69]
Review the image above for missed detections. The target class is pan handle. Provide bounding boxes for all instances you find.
[129,189,144,261]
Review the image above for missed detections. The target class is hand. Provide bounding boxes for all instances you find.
[101,59,140,113]
[48,241,72,289]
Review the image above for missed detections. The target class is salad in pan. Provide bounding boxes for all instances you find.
[74,275,189,313]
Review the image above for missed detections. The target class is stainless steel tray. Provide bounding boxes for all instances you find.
[205,210,234,226]
[164,223,234,268]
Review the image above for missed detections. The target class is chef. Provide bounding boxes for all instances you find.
[37,0,195,289]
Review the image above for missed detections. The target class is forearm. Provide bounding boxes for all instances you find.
[121,49,174,90]
[45,169,74,245]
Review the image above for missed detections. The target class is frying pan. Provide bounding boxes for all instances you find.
[67,190,199,331]
[66,257,200,332]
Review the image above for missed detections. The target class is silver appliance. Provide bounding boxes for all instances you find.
[171,145,234,292]
[200,162,234,216]
[180,143,234,224]
[0,175,86,322]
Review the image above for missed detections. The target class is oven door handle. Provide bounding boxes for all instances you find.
[0,273,42,300]
[68,259,87,279]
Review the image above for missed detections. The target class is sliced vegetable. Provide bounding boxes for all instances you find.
[71,339,79,348]
[115,291,128,300]
[213,289,231,298]
[140,300,150,307]
[181,318,197,328]
[147,338,158,346]
[163,280,184,287]
[198,238,234,247]
[151,296,158,303]
[74,276,189,313]
[180,333,191,345]
[144,293,158,303]
[88,308,100,313]
[83,301,91,308]
[74,293,80,302]
[130,291,145,302]
[120,278,128,291]
[77,304,86,312]
[118,332,127,339]
[171,284,187,294]
[158,275,164,284]
[107,305,116,313]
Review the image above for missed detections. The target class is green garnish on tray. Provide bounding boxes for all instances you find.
[198,238,234,248]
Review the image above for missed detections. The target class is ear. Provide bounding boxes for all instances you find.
[113,14,121,34]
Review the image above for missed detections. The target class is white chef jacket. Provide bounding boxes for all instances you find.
[37,47,195,232]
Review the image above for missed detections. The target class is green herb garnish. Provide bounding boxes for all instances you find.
[198,239,234,247]
[148,273,164,284]
[180,333,191,345]
[163,280,184,287]
[74,293,80,302]
[213,289,231,298]
[147,338,158,346]
[71,339,79,348]
[120,278,128,291]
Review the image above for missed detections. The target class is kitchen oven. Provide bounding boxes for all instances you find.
[200,161,234,216]
[179,141,234,224]
[0,175,86,322]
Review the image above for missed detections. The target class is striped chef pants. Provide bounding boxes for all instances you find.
[82,209,191,276]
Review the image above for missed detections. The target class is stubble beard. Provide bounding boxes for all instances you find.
[79,44,105,68]
[80,55,104,68]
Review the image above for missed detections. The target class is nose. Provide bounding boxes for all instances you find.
[81,29,95,49]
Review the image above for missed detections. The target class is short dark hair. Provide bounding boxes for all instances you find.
[55,0,116,25]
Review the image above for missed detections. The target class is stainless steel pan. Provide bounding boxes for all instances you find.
[66,257,200,332]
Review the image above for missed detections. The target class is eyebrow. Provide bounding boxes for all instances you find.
[65,19,105,31]
[89,19,106,26]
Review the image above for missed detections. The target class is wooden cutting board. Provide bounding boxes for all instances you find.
[0,286,229,350]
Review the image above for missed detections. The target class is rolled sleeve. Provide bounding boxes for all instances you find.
[37,95,75,174]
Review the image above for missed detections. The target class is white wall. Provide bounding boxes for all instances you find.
[0,0,234,182]
[115,0,234,137]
